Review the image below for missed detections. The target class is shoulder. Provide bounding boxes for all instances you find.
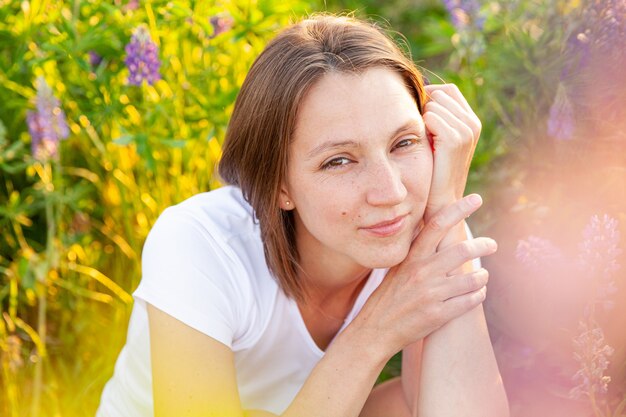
[156,185,257,243]
[137,186,276,348]
[142,185,263,288]
[143,186,262,266]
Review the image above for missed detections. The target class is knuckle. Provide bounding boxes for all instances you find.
[473,117,482,132]
[423,110,436,122]
[427,215,444,232]
[431,89,445,99]
[465,274,478,292]
[422,287,437,302]
[457,241,472,258]
[430,303,445,323]
[461,125,474,141]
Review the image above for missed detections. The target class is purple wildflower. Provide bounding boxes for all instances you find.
[570,320,614,399]
[209,14,234,39]
[26,76,70,161]
[578,0,626,61]
[124,25,161,86]
[558,1,626,141]
[515,235,564,270]
[442,0,484,32]
[547,83,575,140]
[578,214,621,309]
[89,51,103,67]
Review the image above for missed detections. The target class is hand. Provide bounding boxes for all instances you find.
[349,195,497,357]
[423,84,481,222]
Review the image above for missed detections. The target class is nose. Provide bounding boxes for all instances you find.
[364,156,407,206]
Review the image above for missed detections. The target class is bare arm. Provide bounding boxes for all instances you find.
[399,223,508,417]
[148,304,244,417]
[417,222,509,417]
[358,377,412,417]
[149,301,391,417]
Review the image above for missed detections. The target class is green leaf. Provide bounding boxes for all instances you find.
[160,138,187,148]
[112,135,134,146]
[19,257,36,290]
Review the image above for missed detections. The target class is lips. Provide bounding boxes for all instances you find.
[361,214,408,237]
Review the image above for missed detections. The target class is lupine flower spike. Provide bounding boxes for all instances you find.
[547,83,575,141]
[442,0,485,32]
[578,214,621,311]
[89,51,103,68]
[515,235,564,270]
[570,320,614,400]
[124,25,161,86]
[26,76,70,161]
[579,0,626,61]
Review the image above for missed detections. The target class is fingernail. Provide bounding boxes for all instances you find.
[469,194,482,206]
[487,239,498,251]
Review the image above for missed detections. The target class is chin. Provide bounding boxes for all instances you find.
[359,243,411,269]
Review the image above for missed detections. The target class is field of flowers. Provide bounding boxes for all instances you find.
[1,0,624,416]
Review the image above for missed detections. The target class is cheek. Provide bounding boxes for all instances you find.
[403,154,433,191]
[306,177,362,218]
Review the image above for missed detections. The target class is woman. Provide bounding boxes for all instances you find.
[97,14,509,417]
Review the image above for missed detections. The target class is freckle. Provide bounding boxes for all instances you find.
[341,211,347,216]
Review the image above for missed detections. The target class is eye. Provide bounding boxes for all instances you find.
[321,156,353,170]
[393,137,421,150]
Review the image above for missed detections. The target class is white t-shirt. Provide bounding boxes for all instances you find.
[95,185,388,416]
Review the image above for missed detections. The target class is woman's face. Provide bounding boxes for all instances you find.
[282,67,433,271]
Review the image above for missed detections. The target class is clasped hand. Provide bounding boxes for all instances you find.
[423,84,482,222]
[353,195,497,355]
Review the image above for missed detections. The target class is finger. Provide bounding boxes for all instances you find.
[425,83,473,114]
[429,90,467,120]
[431,237,498,275]
[435,268,489,301]
[440,285,487,320]
[424,101,475,145]
[428,90,481,141]
[409,194,483,258]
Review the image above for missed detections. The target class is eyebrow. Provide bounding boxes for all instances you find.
[305,119,424,160]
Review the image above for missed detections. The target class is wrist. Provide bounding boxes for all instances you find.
[338,319,395,369]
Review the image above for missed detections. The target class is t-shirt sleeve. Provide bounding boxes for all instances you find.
[133,207,249,349]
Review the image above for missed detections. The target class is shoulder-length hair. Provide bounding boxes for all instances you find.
[218,14,426,303]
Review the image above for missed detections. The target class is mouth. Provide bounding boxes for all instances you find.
[360,214,408,237]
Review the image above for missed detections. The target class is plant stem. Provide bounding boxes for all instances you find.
[590,391,605,417]
[31,162,56,417]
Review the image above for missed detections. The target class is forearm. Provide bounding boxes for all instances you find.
[359,377,412,417]
[418,305,508,417]
[401,339,422,417]
[281,326,390,417]
[417,221,509,417]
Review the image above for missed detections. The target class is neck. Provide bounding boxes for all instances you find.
[294,215,372,309]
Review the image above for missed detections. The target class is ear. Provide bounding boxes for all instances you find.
[279,183,295,211]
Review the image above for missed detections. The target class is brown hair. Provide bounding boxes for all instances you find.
[218,14,426,303]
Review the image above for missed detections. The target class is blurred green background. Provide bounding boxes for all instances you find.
[2,0,625,416]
